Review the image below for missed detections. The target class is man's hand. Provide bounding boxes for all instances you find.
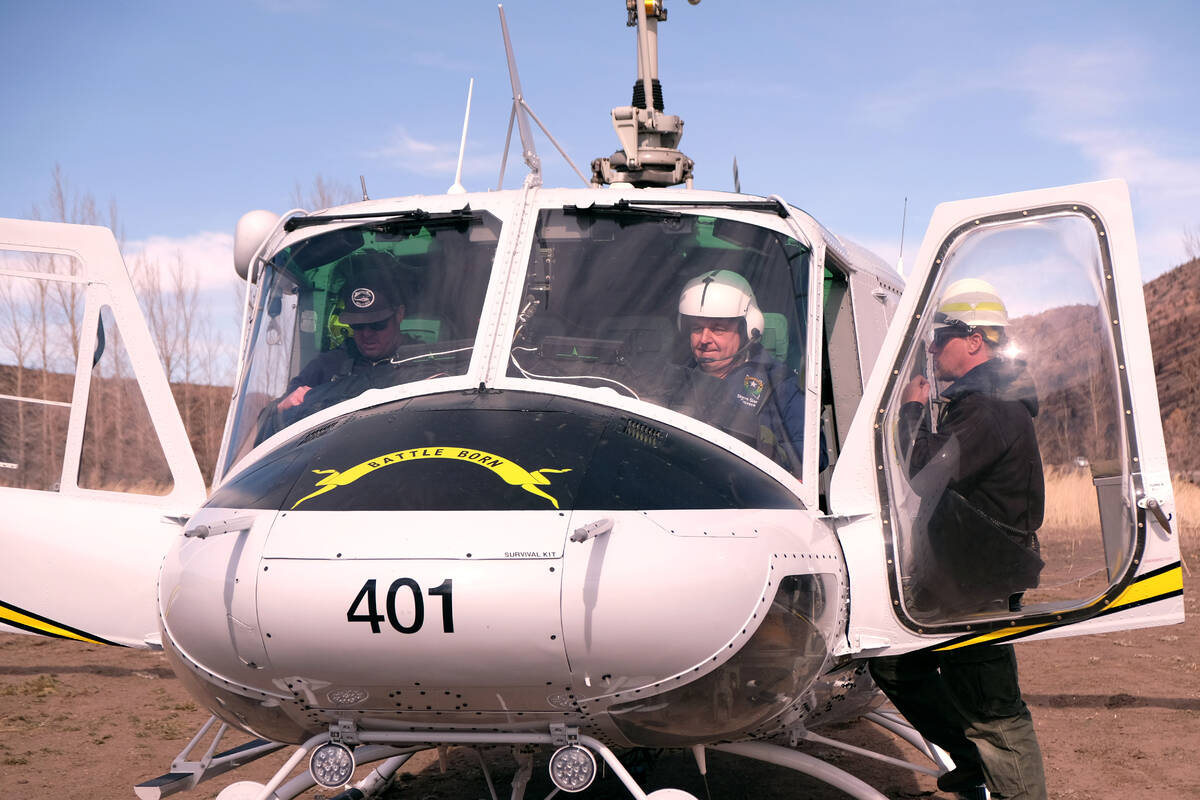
[277,385,311,411]
[901,375,930,405]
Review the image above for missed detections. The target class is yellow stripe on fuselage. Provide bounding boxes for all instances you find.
[0,604,109,645]
[1105,565,1183,610]
[935,564,1183,651]
[935,623,1044,651]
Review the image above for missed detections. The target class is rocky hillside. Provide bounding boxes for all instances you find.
[1145,257,1200,472]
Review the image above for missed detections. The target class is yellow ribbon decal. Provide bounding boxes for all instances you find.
[0,603,110,645]
[291,447,571,510]
[935,564,1184,652]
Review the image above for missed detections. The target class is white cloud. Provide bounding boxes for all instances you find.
[859,40,1199,279]
[125,231,238,293]
[847,235,904,276]
[855,69,984,129]
[1007,42,1200,277]
[369,126,496,183]
[123,232,245,377]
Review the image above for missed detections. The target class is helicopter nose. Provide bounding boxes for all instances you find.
[166,390,825,740]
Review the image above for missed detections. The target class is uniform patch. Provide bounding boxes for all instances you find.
[351,287,376,308]
[737,375,765,408]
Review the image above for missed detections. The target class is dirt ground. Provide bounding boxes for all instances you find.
[2,581,1196,800]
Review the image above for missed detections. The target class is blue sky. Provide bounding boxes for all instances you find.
[3,0,1198,298]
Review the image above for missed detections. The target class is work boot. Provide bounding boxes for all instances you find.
[937,764,985,793]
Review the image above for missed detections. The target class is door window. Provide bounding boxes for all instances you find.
[879,209,1133,626]
[0,255,83,490]
[78,306,173,494]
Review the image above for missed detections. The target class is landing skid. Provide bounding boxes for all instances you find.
[195,729,699,800]
[134,716,284,800]
[143,710,982,800]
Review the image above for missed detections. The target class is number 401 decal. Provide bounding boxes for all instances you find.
[347,578,454,634]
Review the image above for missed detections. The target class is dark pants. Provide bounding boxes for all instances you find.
[870,644,1046,800]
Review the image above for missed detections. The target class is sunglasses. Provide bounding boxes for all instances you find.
[349,319,391,332]
[930,327,970,348]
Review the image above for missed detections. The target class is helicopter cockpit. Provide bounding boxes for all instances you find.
[507,207,812,465]
[222,199,817,484]
[224,209,502,467]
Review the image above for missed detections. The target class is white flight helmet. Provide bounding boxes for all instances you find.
[677,269,765,341]
[933,277,1009,344]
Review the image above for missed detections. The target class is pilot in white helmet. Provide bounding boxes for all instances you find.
[674,270,823,473]
[676,269,764,379]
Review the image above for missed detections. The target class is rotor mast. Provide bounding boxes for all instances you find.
[592,0,696,188]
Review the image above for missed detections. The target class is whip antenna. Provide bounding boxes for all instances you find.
[448,77,474,194]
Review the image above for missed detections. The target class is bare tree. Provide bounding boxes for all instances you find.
[131,250,233,482]
[1185,224,1200,263]
[1173,348,1200,471]
[0,275,35,486]
[290,174,357,210]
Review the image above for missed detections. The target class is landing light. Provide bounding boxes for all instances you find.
[309,741,355,789]
[548,744,597,792]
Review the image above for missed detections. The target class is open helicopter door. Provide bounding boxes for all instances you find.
[0,219,206,648]
[829,180,1183,656]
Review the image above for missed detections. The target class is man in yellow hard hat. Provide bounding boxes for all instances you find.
[871,278,1047,800]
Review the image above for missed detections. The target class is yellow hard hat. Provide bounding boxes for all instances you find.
[934,278,1009,330]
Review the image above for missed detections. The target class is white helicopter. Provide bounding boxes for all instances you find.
[0,2,1184,799]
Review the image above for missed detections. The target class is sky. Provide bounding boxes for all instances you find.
[3,0,1198,310]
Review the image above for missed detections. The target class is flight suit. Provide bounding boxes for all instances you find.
[670,348,824,477]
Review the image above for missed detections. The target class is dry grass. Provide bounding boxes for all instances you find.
[1172,478,1199,575]
[1042,467,1103,531]
[1025,469,1196,606]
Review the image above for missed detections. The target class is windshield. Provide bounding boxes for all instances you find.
[507,208,812,476]
[222,210,501,471]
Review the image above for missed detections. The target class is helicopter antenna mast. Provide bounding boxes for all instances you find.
[448,77,474,194]
[592,0,696,188]
[897,196,908,276]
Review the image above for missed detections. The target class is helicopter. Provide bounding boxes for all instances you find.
[0,2,1184,799]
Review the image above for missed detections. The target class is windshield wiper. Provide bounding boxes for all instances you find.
[563,201,682,220]
[609,197,789,217]
[284,206,478,232]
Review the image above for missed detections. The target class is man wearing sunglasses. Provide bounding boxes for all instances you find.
[870,278,1047,800]
[275,265,417,415]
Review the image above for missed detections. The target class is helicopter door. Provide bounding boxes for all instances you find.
[829,180,1183,655]
[0,219,206,648]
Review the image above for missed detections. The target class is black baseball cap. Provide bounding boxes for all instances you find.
[340,268,403,325]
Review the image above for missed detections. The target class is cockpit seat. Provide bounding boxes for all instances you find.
[760,311,789,363]
[400,317,442,344]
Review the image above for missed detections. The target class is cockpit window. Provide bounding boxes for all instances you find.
[507,208,812,477]
[222,211,501,471]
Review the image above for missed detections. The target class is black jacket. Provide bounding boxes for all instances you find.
[901,357,1044,533]
[899,358,1045,615]
[256,335,423,443]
